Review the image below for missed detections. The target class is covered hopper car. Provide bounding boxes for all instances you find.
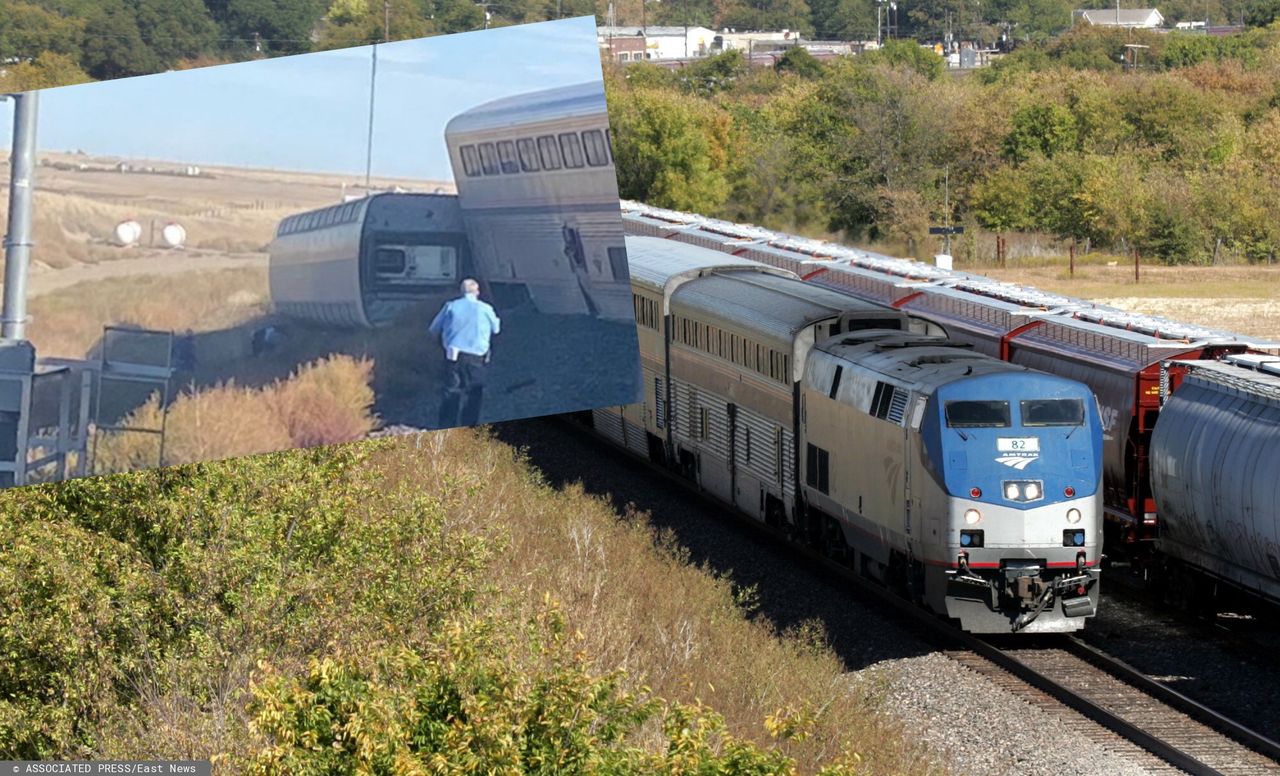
[1152,355,1280,607]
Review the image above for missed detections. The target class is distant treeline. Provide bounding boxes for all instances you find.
[606,27,1280,265]
[6,0,1280,93]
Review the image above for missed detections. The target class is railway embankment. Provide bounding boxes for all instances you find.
[1,427,935,773]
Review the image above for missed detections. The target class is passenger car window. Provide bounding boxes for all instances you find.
[559,132,585,168]
[537,135,562,170]
[1021,399,1084,426]
[945,400,1011,428]
[497,140,520,174]
[460,145,481,177]
[478,142,500,175]
[516,138,541,171]
[583,129,610,166]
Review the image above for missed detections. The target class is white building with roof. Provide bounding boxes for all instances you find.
[600,25,718,60]
[1076,7,1165,27]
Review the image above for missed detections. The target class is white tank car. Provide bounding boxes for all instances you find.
[1151,355,1280,605]
[444,82,632,321]
[269,193,468,328]
[592,236,1105,633]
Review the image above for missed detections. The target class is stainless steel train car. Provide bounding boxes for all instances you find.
[619,200,1276,555]
[1151,354,1280,606]
[445,82,632,321]
[592,236,1104,633]
[268,193,467,328]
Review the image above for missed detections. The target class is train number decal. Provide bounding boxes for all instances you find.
[995,437,1039,470]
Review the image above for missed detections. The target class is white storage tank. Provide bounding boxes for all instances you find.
[113,220,143,247]
[160,222,187,249]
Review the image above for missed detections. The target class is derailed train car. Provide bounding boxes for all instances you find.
[269,193,468,328]
[445,82,632,320]
[592,236,1104,633]
[619,200,1274,554]
[1151,355,1280,606]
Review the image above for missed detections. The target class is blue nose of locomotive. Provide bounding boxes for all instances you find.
[922,372,1102,506]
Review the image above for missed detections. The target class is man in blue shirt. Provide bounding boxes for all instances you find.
[428,278,501,427]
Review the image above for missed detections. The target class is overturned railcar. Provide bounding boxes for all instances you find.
[268,193,469,328]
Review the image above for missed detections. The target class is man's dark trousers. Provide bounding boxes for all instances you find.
[438,352,488,428]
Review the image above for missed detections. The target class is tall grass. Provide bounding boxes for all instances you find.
[2,426,938,773]
[93,355,377,473]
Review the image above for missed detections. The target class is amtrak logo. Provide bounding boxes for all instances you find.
[995,455,1038,470]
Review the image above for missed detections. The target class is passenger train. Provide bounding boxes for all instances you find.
[591,236,1104,633]
[269,82,632,328]
[619,200,1280,612]
[619,202,1276,544]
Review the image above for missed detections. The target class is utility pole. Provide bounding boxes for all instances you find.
[365,44,377,191]
[2,92,37,342]
[384,0,391,40]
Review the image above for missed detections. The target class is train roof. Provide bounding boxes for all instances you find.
[815,332,1019,392]
[1172,356,1280,405]
[620,199,1280,354]
[671,271,886,345]
[445,82,606,135]
[624,235,793,302]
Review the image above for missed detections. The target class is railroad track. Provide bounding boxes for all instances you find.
[530,417,1280,776]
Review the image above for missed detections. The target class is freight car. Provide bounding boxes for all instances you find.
[1151,354,1280,608]
[591,236,1104,633]
[619,200,1276,557]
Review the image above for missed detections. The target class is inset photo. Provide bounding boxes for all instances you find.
[0,16,641,486]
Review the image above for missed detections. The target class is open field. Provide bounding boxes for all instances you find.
[958,261,1280,340]
[1,151,452,271]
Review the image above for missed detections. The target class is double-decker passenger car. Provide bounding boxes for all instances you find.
[445,82,631,320]
[592,237,1104,633]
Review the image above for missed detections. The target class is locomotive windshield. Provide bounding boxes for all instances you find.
[945,400,1011,428]
[1020,398,1085,426]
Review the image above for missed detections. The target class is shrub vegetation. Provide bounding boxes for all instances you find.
[0,429,937,773]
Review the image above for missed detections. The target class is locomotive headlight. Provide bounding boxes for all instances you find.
[1024,482,1041,500]
[1005,483,1021,500]
[1066,508,1082,524]
[964,509,982,525]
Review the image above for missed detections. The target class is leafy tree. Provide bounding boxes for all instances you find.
[855,39,945,80]
[971,164,1036,231]
[0,52,91,90]
[79,1,159,79]
[213,0,326,54]
[1004,102,1078,162]
[721,0,816,34]
[608,86,734,212]
[318,0,434,48]
[132,0,217,66]
[0,1,85,60]
[775,44,825,77]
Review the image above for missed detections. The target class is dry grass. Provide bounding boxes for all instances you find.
[364,429,939,774]
[24,267,268,359]
[957,261,1280,339]
[93,355,377,473]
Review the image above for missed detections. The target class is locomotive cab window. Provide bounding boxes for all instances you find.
[374,248,407,275]
[945,400,1011,428]
[1020,398,1084,426]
